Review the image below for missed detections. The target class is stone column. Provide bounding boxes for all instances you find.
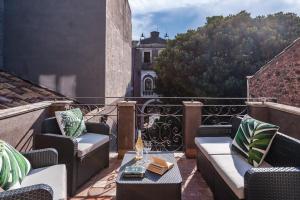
[117,101,136,158]
[183,101,203,159]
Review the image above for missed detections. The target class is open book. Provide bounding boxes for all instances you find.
[147,156,174,175]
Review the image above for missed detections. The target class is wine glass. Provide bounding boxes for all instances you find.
[143,141,152,163]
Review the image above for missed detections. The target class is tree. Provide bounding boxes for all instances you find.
[154,11,300,97]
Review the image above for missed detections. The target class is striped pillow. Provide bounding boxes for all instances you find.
[0,140,31,190]
[232,115,279,167]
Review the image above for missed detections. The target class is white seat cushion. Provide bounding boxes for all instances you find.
[76,133,109,157]
[195,137,238,160]
[20,164,67,200]
[210,154,272,199]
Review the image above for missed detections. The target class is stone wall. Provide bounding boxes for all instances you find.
[105,0,132,102]
[0,0,3,68]
[0,101,72,152]
[249,38,300,107]
[0,103,51,152]
[4,0,107,103]
[2,0,133,104]
[247,102,300,140]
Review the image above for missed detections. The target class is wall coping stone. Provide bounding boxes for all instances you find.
[117,101,136,106]
[246,102,267,107]
[183,101,203,106]
[265,102,300,115]
[0,101,72,120]
[246,102,300,115]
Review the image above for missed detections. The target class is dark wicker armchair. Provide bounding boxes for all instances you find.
[0,148,66,200]
[195,117,300,200]
[34,117,110,196]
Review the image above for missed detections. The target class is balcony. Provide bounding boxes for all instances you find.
[0,97,299,200]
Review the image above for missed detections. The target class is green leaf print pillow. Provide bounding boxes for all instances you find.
[55,108,87,138]
[0,140,31,190]
[232,115,279,167]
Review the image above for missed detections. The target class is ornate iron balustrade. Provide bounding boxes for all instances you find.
[49,96,276,152]
[135,98,183,152]
[200,97,276,125]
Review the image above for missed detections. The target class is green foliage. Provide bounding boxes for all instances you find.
[154,11,300,97]
[0,140,31,190]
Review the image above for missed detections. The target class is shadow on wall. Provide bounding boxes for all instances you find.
[39,74,77,98]
[0,107,49,152]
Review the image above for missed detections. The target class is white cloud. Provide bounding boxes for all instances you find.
[129,0,215,15]
[129,0,300,39]
[132,14,156,40]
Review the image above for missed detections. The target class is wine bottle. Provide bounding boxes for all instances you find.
[135,130,144,160]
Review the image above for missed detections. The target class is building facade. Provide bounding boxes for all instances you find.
[0,0,132,103]
[248,38,300,107]
[132,31,167,97]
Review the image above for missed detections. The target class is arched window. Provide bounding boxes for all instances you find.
[144,77,154,91]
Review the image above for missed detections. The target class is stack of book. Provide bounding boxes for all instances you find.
[147,156,174,175]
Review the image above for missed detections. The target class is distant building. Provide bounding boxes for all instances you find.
[248,38,300,107]
[132,31,167,97]
[0,0,132,104]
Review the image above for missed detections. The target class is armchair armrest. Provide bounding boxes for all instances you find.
[22,148,58,169]
[34,133,77,197]
[245,167,300,200]
[34,133,77,164]
[86,122,110,135]
[0,184,53,200]
[197,125,232,137]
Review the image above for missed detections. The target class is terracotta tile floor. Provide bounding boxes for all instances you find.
[70,153,213,200]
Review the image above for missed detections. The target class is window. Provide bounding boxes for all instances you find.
[144,77,153,91]
[143,52,151,63]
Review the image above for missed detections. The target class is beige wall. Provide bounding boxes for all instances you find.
[3,0,132,104]
[247,102,300,140]
[105,0,132,102]
[0,105,49,152]
[4,0,107,103]
[0,101,72,152]
[0,0,3,68]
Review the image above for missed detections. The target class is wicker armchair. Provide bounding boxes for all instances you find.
[195,117,300,200]
[0,148,66,200]
[34,117,110,196]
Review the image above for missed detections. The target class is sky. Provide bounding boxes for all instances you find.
[129,0,300,40]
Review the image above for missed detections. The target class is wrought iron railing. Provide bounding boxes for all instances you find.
[135,98,183,151]
[50,96,276,152]
[200,97,276,125]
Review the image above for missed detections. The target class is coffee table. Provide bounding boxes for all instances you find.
[116,151,182,200]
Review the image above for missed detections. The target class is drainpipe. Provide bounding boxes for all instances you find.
[246,76,253,102]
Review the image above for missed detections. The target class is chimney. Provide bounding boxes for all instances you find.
[150,31,159,38]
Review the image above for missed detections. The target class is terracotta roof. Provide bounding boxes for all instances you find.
[250,37,300,79]
[0,70,65,109]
